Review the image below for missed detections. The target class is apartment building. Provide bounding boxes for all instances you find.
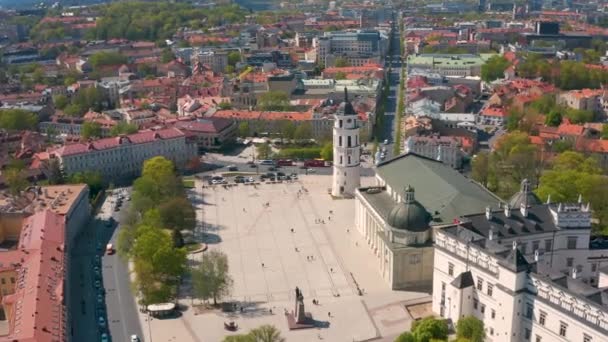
[314,30,388,67]
[192,50,229,74]
[50,128,197,181]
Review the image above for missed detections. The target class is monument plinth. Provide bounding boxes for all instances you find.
[286,286,315,330]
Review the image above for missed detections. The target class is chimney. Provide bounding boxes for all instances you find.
[534,250,540,262]
[572,268,578,280]
[488,229,494,241]
[512,240,517,250]
[520,202,528,218]
[485,206,492,220]
[504,203,511,217]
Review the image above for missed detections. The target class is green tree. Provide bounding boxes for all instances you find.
[81,122,102,139]
[218,101,232,110]
[471,151,490,187]
[109,121,138,136]
[602,124,608,139]
[223,335,255,342]
[410,317,448,342]
[249,325,285,342]
[161,48,175,63]
[191,250,233,305]
[334,71,347,80]
[53,94,69,110]
[456,316,485,342]
[394,332,415,342]
[256,143,272,159]
[257,91,291,111]
[158,197,196,232]
[334,57,350,67]
[564,108,594,124]
[293,122,312,140]
[47,158,64,185]
[545,110,562,127]
[64,103,85,117]
[279,120,296,140]
[481,55,510,82]
[89,51,128,70]
[4,167,28,195]
[68,171,104,197]
[0,109,38,130]
[320,142,333,161]
[228,51,241,66]
[238,121,250,137]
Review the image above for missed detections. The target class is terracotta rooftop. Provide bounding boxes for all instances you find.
[481,106,507,117]
[0,184,87,216]
[1,210,65,342]
[174,118,234,134]
[53,128,185,157]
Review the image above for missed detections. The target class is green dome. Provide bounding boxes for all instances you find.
[386,186,431,232]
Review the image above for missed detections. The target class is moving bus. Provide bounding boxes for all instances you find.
[304,159,331,167]
[147,303,176,318]
[276,159,294,166]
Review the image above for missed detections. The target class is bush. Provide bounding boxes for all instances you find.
[456,316,485,342]
[277,147,321,159]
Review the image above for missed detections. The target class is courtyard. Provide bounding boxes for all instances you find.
[137,174,430,342]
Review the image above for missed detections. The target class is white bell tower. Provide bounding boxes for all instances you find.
[332,88,361,197]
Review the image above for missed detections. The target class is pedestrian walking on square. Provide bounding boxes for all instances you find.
[262,263,265,268]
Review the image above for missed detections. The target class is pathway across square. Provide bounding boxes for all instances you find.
[137,175,430,342]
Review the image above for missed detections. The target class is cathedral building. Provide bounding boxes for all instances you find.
[354,153,501,290]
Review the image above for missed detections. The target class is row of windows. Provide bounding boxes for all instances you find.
[525,304,593,341]
[0,277,15,285]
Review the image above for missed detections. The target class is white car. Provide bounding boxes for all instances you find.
[131,335,140,342]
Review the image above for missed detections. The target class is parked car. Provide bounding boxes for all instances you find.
[101,333,109,342]
[105,244,114,255]
[131,335,140,342]
[98,316,106,327]
[227,165,238,171]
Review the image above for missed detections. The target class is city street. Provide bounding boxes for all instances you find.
[100,190,144,342]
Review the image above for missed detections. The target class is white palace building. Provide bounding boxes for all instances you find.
[352,152,608,341]
[433,192,608,341]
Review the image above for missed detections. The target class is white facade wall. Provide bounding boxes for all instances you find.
[433,229,608,342]
[332,114,360,197]
[58,136,196,181]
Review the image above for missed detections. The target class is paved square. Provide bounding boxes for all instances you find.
[137,175,430,342]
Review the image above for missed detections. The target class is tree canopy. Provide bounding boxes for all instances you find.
[481,55,510,82]
[257,91,292,111]
[89,51,128,69]
[191,250,233,305]
[0,109,38,131]
[110,121,138,136]
[117,157,190,304]
[222,325,284,342]
[89,2,247,41]
[536,151,608,233]
[472,131,538,198]
[395,317,449,342]
[81,122,102,139]
[456,316,485,342]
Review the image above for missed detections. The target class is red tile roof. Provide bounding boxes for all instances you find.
[575,137,608,153]
[174,118,234,134]
[556,119,585,136]
[2,210,65,342]
[481,106,507,117]
[212,110,312,121]
[54,128,185,157]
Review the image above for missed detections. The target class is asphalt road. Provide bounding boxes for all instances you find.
[68,219,103,342]
[100,191,144,342]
